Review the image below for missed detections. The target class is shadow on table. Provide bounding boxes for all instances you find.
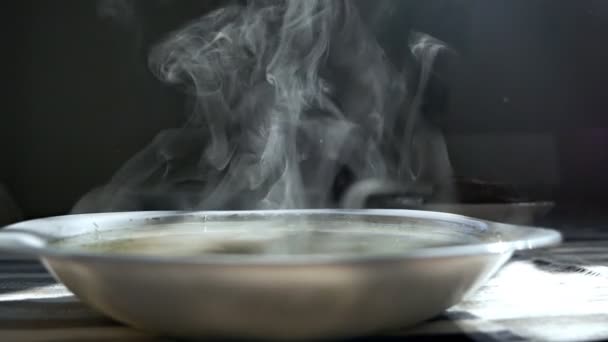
[0,298,114,329]
[171,312,507,341]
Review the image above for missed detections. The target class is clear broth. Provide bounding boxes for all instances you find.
[51,218,482,257]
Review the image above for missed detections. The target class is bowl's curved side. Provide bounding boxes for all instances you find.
[42,250,513,340]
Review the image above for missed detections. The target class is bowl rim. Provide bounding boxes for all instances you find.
[0,209,562,266]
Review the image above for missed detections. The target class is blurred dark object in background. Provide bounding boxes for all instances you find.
[0,184,23,226]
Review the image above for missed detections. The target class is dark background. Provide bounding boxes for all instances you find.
[2,0,608,219]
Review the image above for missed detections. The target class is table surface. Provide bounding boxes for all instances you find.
[0,230,607,341]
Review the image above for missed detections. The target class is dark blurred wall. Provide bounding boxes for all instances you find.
[3,0,608,218]
[1,2,26,202]
[4,1,187,217]
[445,1,608,202]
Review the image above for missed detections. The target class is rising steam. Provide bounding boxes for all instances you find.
[73,0,451,213]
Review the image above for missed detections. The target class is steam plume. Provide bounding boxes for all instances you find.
[73,0,451,213]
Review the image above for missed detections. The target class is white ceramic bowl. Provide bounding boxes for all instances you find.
[0,209,561,340]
